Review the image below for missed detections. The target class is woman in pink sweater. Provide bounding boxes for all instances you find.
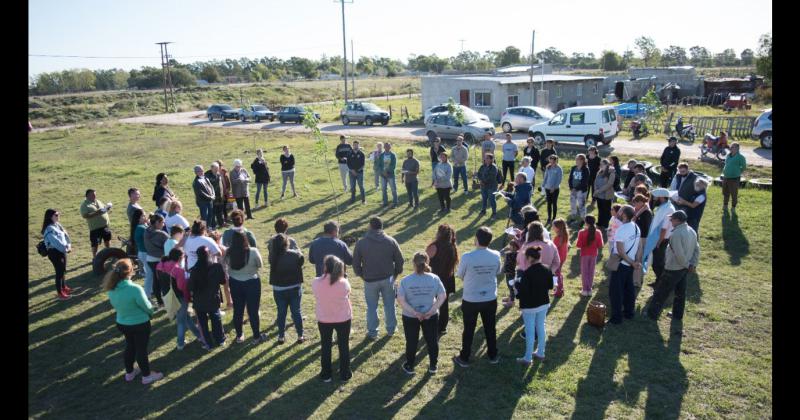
[156,248,205,350]
[516,222,561,280]
[312,255,353,383]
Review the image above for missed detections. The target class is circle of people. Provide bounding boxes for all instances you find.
[39,133,748,385]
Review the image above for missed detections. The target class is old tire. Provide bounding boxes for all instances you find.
[716,147,730,161]
[241,115,247,122]
[279,118,285,124]
[760,131,772,149]
[464,133,475,143]
[502,122,513,133]
[92,247,130,276]
[342,116,350,125]
[749,178,772,190]
[381,120,388,126]
[584,136,598,149]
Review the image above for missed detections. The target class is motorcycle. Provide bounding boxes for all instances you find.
[700,131,731,160]
[630,119,649,139]
[674,117,696,142]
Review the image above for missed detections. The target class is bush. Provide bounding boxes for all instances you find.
[754,86,772,104]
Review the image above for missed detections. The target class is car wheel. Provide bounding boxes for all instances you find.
[208,115,213,121]
[222,116,227,121]
[381,120,388,126]
[760,131,772,149]
[342,116,350,125]
[366,117,373,126]
[241,115,246,122]
[502,122,512,133]
[426,131,438,142]
[256,116,261,123]
[464,133,475,143]
[279,118,285,124]
[270,117,275,122]
[584,136,598,149]
[532,132,546,147]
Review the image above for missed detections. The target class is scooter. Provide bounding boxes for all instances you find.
[674,117,696,142]
[630,119,649,139]
[700,131,731,160]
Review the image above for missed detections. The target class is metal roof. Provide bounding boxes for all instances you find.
[447,74,605,85]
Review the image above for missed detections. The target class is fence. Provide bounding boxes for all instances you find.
[619,112,755,139]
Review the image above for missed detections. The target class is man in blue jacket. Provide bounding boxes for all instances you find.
[500,173,532,227]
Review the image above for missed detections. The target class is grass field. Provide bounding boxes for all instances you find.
[28,123,772,418]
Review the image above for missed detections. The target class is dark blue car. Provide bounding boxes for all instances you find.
[207,104,240,121]
[277,106,320,124]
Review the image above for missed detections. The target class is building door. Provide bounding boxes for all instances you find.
[459,90,470,106]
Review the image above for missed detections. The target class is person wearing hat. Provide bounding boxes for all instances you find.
[336,135,354,192]
[192,165,216,229]
[641,188,675,288]
[646,210,699,321]
[660,137,681,188]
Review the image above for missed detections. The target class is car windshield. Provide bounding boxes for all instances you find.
[220,105,234,110]
[253,106,267,111]
[363,103,380,111]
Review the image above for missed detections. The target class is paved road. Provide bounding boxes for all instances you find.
[118,111,772,167]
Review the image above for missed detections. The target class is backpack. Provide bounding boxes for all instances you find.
[36,240,48,257]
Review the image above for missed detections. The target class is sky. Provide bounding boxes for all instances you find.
[28,0,772,77]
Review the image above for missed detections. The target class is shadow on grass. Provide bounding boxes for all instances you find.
[721,208,748,265]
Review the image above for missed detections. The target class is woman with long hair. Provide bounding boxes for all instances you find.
[279,145,297,199]
[397,252,447,375]
[224,230,266,343]
[513,246,553,366]
[542,155,563,225]
[516,221,561,283]
[269,233,306,343]
[104,259,163,384]
[593,158,616,231]
[575,215,604,296]
[251,149,271,208]
[187,246,228,348]
[551,219,570,298]
[144,214,170,307]
[609,156,622,192]
[312,255,353,382]
[131,209,153,301]
[156,248,205,350]
[152,173,175,208]
[42,209,72,300]
[433,152,453,213]
[425,224,459,335]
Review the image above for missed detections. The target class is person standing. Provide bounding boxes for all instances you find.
[42,209,73,300]
[522,137,541,180]
[216,160,233,224]
[250,149,270,208]
[551,219,570,298]
[610,156,623,192]
[646,210,700,321]
[477,153,500,218]
[675,178,709,235]
[221,209,257,248]
[336,135,354,192]
[230,159,253,220]
[352,217,404,339]
[513,246,553,365]
[642,188,676,288]
[401,149,420,209]
[104,259,164,385]
[279,145,298,199]
[429,137,447,187]
[205,163,227,229]
[377,142,398,207]
[453,227,503,368]
[143,214,169,307]
[152,173,176,209]
[608,205,641,325]
[542,155,563,225]
[269,233,306,344]
[312,255,353,382]
[631,194,653,285]
[425,224,459,335]
[593,159,616,231]
[660,137,681,188]
[127,188,143,227]
[568,154,590,221]
[309,221,353,277]
[480,133,496,160]
[369,142,384,190]
[164,200,190,232]
[397,252,447,375]
[131,210,152,300]
[539,140,557,174]
[721,143,747,210]
[192,165,216,229]
[156,248,206,350]
[518,157,536,194]
[347,140,366,204]
[433,152,453,213]
[267,217,299,260]
[188,246,228,348]
[586,147,601,205]
[501,133,518,184]
[575,215,604,296]
[669,163,698,205]
[451,136,469,193]
[80,189,112,258]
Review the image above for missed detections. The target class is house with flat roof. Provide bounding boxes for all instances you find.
[422,73,605,121]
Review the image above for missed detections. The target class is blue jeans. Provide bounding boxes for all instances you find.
[255,182,268,205]
[349,171,365,202]
[198,201,214,229]
[274,286,303,337]
[381,175,398,206]
[453,166,468,191]
[231,277,262,338]
[609,264,636,323]
[481,188,497,214]
[364,277,397,337]
[196,309,225,347]
[138,251,153,298]
[405,180,419,207]
[522,306,548,361]
[431,162,438,183]
[176,298,202,347]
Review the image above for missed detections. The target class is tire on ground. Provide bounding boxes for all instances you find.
[92,247,130,276]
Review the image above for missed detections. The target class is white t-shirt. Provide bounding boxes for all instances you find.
[694,195,706,204]
[519,166,535,184]
[165,214,190,231]
[456,248,503,302]
[184,235,222,269]
[613,222,641,266]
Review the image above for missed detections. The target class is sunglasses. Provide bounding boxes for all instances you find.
[54,213,60,216]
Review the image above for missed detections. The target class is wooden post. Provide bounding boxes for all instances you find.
[388,105,393,118]
[727,118,733,137]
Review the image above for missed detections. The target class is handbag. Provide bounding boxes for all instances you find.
[36,240,48,257]
[606,225,639,272]
[587,301,607,328]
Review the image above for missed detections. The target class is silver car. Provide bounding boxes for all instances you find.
[424,104,490,124]
[752,108,772,149]
[425,114,495,143]
[500,106,554,133]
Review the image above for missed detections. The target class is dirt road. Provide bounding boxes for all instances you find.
[119,111,772,167]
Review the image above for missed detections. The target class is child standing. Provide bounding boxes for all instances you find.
[607,204,623,253]
[575,215,604,296]
[551,219,570,298]
[514,246,554,366]
[501,241,520,306]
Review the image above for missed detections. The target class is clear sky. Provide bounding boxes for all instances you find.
[28,0,772,77]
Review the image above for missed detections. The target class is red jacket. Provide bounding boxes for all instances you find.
[156,260,190,302]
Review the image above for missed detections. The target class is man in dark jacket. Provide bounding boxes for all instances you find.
[335,136,354,192]
[352,217,404,339]
[309,221,354,276]
[568,154,591,220]
[659,137,681,188]
[250,149,270,208]
[193,165,216,230]
[429,137,447,187]
[477,154,501,218]
[500,173,533,227]
[206,163,227,229]
[348,140,366,204]
[669,163,698,209]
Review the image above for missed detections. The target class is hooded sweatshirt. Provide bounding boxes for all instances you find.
[451,144,469,167]
[144,226,169,259]
[352,229,404,282]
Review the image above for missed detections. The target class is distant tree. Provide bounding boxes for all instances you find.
[740,49,755,66]
[714,48,739,66]
[200,66,220,83]
[600,50,623,71]
[756,33,772,81]
[634,36,659,67]
[450,50,494,71]
[535,47,568,67]
[169,68,196,87]
[661,45,687,66]
[689,46,712,67]
[495,46,522,67]
[128,67,163,89]
[622,50,636,68]
[356,56,375,75]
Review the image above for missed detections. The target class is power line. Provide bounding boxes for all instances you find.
[29,44,344,61]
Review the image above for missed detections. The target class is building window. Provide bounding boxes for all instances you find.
[507,95,519,107]
[556,85,563,98]
[577,83,583,97]
[593,82,599,94]
[475,92,492,107]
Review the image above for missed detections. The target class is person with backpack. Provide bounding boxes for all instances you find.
[269,233,306,344]
[225,230,267,344]
[42,209,72,300]
[156,248,206,350]
[187,246,229,348]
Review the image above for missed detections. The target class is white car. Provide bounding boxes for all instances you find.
[424,104,489,124]
[752,108,772,149]
[500,106,554,133]
[527,105,619,148]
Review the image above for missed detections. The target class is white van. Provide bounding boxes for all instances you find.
[527,105,619,148]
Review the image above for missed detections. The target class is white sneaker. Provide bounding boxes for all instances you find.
[141,371,164,385]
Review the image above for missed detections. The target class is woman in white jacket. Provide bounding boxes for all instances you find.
[42,209,73,300]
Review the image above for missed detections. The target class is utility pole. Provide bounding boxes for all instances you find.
[156,42,175,112]
[351,39,356,99]
[336,0,353,104]
[458,39,466,52]
[529,30,534,106]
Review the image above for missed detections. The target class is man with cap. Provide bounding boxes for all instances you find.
[192,164,216,229]
[646,210,700,321]
[641,188,675,288]
[335,135,354,192]
[659,137,681,188]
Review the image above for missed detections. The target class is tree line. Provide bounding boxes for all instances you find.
[29,34,771,96]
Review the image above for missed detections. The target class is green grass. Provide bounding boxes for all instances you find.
[28,123,772,418]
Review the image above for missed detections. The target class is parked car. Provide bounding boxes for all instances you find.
[276,106,320,124]
[207,104,240,121]
[500,106,554,133]
[425,114,495,143]
[752,108,772,149]
[527,105,619,148]
[340,102,391,126]
[424,104,490,124]
[240,104,276,122]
